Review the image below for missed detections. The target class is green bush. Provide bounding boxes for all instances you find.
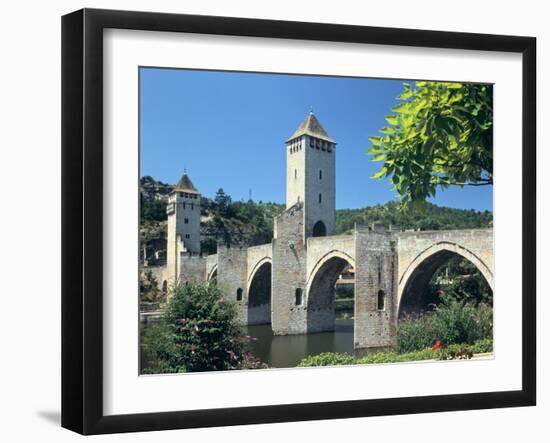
[431,297,480,344]
[397,297,493,353]
[142,281,258,373]
[475,303,493,341]
[297,352,355,367]
[396,314,435,353]
[436,339,493,360]
[356,348,434,365]
[297,339,493,368]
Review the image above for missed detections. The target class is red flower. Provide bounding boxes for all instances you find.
[432,340,442,351]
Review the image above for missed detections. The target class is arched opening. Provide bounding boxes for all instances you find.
[248,261,272,325]
[318,193,322,204]
[307,256,354,333]
[399,249,493,319]
[207,267,218,283]
[312,220,327,237]
[236,288,243,301]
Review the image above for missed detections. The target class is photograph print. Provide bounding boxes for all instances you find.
[139,68,494,374]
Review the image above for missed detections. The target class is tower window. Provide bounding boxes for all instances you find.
[185,234,190,239]
[377,290,385,311]
[191,203,194,210]
[236,288,243,301]
[295,288,303,306]
[318,193,322,204]
[294,169,297,179]
[328,144,332,153]
[319,169,323,180]
[183,202,186,209]
[310,138,314,147]
[184,218,189,224]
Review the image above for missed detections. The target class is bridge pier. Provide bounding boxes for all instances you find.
[354,228,398,349]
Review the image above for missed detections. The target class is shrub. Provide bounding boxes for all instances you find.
[297,339,493,368]
[475,303,493,341]
[297,352,355,367]
[432,296,491,345]
[397,296,493,353]
[142,281,256,373]
[396,314,435,353]
[436,340,493,360]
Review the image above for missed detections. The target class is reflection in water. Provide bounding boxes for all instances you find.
[246,319,354,368]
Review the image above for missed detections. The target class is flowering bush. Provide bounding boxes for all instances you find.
[142,281,264,373]
[397,295,493,353]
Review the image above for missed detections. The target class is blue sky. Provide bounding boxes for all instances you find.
[140,68,492,211]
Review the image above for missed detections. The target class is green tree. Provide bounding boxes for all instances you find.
[142,281,260,373]
[214,188,233,217]
[368,81,493,205]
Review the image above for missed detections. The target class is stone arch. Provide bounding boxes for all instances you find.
[207,264,218,282]
[398,241,494,318]
[247,258,272,325]
[312,220,327,237]
[306,251,356,333]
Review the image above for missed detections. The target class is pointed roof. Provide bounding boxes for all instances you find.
[173,173,199,194]
[287,112,335,143]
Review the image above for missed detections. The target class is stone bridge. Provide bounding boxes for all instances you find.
[179,205,493,349]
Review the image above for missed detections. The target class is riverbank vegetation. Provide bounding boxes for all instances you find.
[141,281,265,374]
[297,339,493,367]
[298,292,493,368]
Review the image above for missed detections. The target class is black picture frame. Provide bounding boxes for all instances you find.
[61,8,537,435]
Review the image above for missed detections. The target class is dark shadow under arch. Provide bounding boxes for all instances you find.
[399,249,493,319]
[248,261,272,325]
[307,256,352,333]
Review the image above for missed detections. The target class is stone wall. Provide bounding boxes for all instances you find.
[179,254,207,282]
[217,245,249,325]
[271,203,308,334]
[354,227,398,348]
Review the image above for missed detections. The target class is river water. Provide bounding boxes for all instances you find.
[141,317,355,371]
[246,318,354,368]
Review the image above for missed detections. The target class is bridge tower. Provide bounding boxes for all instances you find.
[165,172,201,283]
[285,111,337,238]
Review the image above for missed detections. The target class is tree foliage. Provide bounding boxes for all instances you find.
[335,201,492,234]
[368,81,493,205]
[142,281,262,373]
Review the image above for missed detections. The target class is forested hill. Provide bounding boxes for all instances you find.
[140,176,492,256]
[336,201,492,234]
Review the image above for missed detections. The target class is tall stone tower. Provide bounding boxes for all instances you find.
[286,111,336,238]
[166,173,201,282]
